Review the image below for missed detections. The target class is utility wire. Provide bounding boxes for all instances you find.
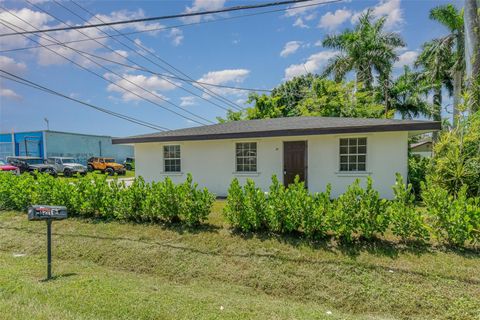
[0,0,338,55]
[0,0,319,37]
[0,70,169,131]
[0,10,213,125]
[47,0,242,112]
[69,0,244,111]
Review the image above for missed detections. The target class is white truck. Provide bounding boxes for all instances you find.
[46,157,87,177]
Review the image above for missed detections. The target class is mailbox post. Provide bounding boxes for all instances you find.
[28,205,67,280]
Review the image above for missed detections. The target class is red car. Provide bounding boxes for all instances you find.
[0,160,18,173]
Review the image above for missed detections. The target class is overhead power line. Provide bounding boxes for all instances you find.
[25,0,237,115]
[0,0,339,54]
[0,0,319,37]
[0,10,213,126]
[48,0,244,111]
[68,0,244,111]
[70,0,245,111]
[0,70,169,131]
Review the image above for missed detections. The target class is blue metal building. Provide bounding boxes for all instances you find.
[0,130,133,165]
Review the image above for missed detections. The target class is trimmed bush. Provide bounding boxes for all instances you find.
[303,184,332,239]
[388,174,429,241]
[223,178,268,232]
[330,178,388,241]
[422,181,480,246]
[0,172,214,227]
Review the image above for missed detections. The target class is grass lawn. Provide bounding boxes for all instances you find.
[0,202,479,320]
[58,170,135,180]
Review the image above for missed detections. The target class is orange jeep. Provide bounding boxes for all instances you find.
[87,157,126,176]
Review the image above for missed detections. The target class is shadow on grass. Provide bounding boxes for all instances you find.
[233,228,480,260]
[39,272,78,282]
[2,225,480,286]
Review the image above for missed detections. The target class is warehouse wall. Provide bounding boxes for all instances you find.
[44,131,133,165]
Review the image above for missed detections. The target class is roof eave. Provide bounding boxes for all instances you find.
[112,122,442,144]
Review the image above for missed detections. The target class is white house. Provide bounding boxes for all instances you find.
[113,117,440,199]
[410,140,433,158]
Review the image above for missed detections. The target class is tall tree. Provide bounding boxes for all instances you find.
[415,40,454,140]
[464,0,480,112]
[427,4,465,124]
[321,9,405,90]
[389,66,431,119]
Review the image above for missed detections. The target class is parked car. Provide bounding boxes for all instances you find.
[46,157,87,177]
[6,156,57,176]
[87,157,126,176]
[123,157,135,170]
[0,160,19,174]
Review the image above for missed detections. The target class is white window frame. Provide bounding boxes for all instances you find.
[339,137,367,172]
[163,144,181,173]
[235,142,257,173]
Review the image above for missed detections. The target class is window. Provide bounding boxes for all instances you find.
[339,138,367,172]
[163,145,181,172]
[236,142,257,172]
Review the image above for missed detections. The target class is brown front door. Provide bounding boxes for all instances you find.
[283,141,307,187]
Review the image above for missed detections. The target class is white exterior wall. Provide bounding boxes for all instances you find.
[134,131,408,199]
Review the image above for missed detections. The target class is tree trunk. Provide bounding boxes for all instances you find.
[464,0,480,112]
[453,70,462,126]
[432,87,442,141]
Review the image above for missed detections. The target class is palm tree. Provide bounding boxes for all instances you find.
[415,40,454,140]
[389,66,430,119]
[423,4,464,124]
[321,9,405,90]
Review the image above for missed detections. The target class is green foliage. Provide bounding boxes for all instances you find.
[428,111,480,197]
[223,178,267,232]
[321,9,405,89]
[0,172,214,227]
[422,181,480,246]
[388,174,429,241]
[223,178,248,231]
[225,176,389,242]
[408,154,430,198]
[331,178,388,241]
[297,79,387,118]
[302,184,332,239]
[217,75,392,123]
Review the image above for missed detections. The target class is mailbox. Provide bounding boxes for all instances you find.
[28,205,68,280]
[28,205,68,221]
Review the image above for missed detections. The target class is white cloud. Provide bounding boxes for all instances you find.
[351,0,403,30]
[0,7,162,66]
[372,0,403,30]
[197,69,250,85]
[284,50,339,80]
[293,17,309,28]
[318,9,352,30]
[0,8,52,50]
[182,0,226,23]
[280,41,302,58]
[106,73,180,102]
[91,9,164,34]
[0,56,27,74]
[180,96,196,107]
[169,28,184,46]
[284,0,329,17]
[394,50,418,68]
[196,69,250,98]
[0,88,22,100]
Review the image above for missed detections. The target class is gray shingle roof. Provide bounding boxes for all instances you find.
[113,116,441,144]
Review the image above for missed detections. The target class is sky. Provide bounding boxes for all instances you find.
[0,0,461,137]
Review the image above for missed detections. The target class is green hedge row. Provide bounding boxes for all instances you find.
[0,173,214,226]
[223,174,480,246]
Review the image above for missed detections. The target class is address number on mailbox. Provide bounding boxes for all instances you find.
[28,205,68,221]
